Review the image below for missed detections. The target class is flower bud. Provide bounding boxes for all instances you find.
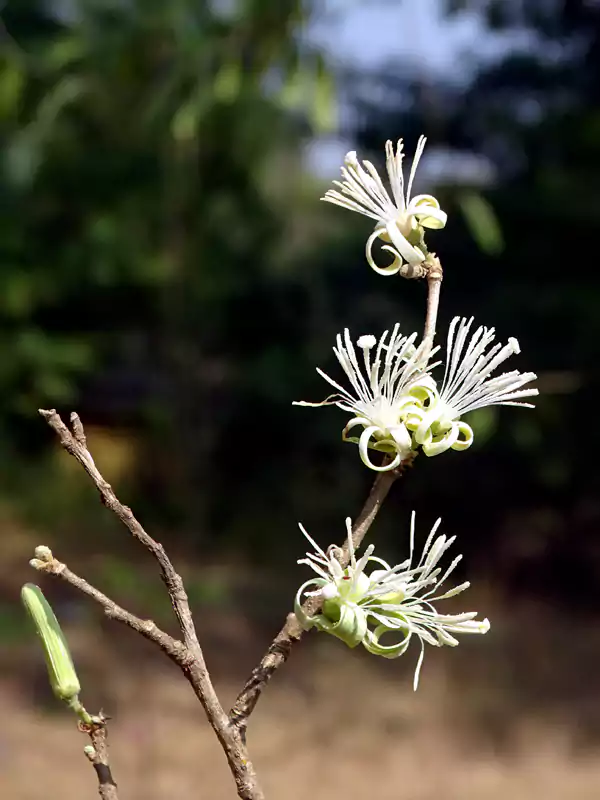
[21,584,81,703]
[34,545,53,562]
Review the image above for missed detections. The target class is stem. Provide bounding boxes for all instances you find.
[423,256,443,354]
[83,719,119,800]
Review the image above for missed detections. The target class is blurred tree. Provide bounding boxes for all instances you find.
[0,0,342,553]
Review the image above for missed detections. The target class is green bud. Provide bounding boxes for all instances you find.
[322,599,342,624]
[21,584,82,705]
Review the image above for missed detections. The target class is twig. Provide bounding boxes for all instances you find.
[83,716,119,800]
[30,553,185,662]
[229,467,401,737]
[38,410,265,800]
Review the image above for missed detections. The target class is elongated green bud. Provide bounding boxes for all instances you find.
[21,583,82,704]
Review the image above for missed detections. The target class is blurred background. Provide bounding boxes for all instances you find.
[1,1,599,798]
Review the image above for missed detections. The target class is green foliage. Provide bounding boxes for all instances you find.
[457,193,503,256]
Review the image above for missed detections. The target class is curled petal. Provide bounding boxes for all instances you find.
[365,229,403,275]
[416,210,447,229]
[363,624,412,659]
[344,416,370,433]
[294,581,369,648]
[358,426,403,472]
[318,602,369,648]
[450,421,474,451]
[422,424,460,457]
[294,580,323,630]
[409,193,442,210]
[402,403,430,432]
[407,381,439,406]
[414,409,441,445]
[385,221,425,265]
[408,194,448,229]
[388,423,412,451]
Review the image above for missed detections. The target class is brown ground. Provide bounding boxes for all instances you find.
[2,513,598,799]
[3,625,599,800]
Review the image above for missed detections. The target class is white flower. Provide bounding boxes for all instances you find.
[322,137,447,276]
[295,513,490,690]
[414,317,539,456]
[295,318,538,468]
[294,326,437,472]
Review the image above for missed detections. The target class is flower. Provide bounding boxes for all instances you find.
[294,326,438,472]
[295,317,538,469]
[322,137,447,276]
[295,514,490,690]
[413,317,539,456]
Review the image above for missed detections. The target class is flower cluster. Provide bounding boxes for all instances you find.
[295,316,538,471]
[322,136,447,276]
[290,136,539,688]
[295,514,490,689]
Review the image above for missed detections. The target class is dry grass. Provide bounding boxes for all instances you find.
[3,635,599,800]
[3,510,597,799]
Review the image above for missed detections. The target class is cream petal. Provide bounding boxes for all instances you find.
[365,229,403,275]
[408,193,442,210]
[294,580,323,629]
[414,209,448,230]
[363,625,412,660]
[344,416,369,432]
[388,423,412,451]
[358,427,402,472]
[407,195,448,230]
[450,421,474,451]
[414,409,441,445]
[385,220,425,265]
[422,425,460,457]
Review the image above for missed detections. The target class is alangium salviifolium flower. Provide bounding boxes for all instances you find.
[295,513,489,690]
[295,317,538,471]
[322,136,447,277]
[294,325,440,471]
[413,316,539,456]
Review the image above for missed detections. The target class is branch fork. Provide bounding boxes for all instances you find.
[35,393,417,795]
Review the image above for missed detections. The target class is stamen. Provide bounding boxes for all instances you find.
[357,335,377,350]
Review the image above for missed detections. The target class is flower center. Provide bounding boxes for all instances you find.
[360,396,402,432]
[395,213,416,237]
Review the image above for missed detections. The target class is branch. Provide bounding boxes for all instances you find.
[229,466,403,736]
[39,409,200,652]
[38,410,265,800]
[83,716,119,800]
[30,552,185,662]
